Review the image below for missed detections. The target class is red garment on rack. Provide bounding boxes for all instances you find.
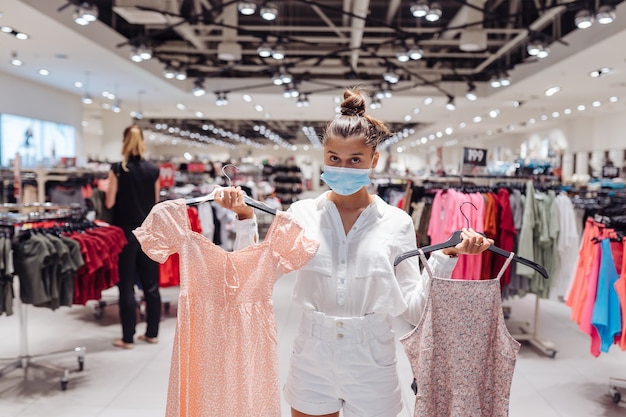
[492,188,516,287]
[159,206,202,287]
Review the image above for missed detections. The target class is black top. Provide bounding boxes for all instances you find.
[111,156,160,228]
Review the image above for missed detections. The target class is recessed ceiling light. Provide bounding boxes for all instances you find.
[609,96,619,103]
[38,69,49,76]
[592,101,601,107]
[1,26,13,33]
[577,104,586,111]
[544,86,561,97]
[242,94,252,102]
[15,32,28,40]
[176,103,186,110]
[74,81,83,88]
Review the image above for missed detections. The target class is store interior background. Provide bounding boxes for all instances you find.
[1,0,626,185]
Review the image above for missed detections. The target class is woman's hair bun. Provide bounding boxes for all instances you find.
[340,89,366,117]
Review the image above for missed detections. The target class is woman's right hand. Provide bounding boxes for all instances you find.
[213,186,255,220]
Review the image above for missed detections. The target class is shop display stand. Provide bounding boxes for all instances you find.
[0,303,86,390]
[609,377,626,404]
[505,294,557,358]
[0,204,87,390]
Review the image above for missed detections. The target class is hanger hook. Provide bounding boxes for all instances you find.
[459,201,478,229]
[221,163,239,187]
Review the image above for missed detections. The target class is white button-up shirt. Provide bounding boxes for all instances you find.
[234,191,457,325]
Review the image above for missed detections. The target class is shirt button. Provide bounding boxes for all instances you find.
[336,321,344,328]
[337,333,344,340]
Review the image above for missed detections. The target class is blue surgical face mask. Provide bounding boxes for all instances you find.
[320,165,372,196]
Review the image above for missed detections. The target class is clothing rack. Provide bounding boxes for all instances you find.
[0,203,86,390]
[408,177,560,357]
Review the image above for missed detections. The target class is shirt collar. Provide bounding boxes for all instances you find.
[315,190,384,218]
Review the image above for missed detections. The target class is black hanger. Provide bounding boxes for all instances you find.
[394,201,548,279]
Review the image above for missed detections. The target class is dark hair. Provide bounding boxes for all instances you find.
[322,88,391,149]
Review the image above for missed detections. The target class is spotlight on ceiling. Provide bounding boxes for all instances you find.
[370,97,382,110]
[408,46,424,60]
[465,83,478,101]
[574,9,594,29]
[73,2,99,26]
[237,1,257,15]
[215,92,229,106]
[410,0,429,18]
[163,64,176,79]
[596,4,616,24]
[445,97,456,111]
[382,69,399,84]
[260,2,278,21]
[257,42,272,58]
[296,95,310,108]
[527,40,549,58]
[192,79,206,97]
[271,44,285,60]
[425,2,442,22]
[175,68,187,81]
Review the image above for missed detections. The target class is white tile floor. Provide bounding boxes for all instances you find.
[0,272,625,417]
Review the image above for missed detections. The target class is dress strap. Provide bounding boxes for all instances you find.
[416,248,434,279]
[495,252,515,280]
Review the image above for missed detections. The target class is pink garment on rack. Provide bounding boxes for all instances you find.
[134,199,319,417]
[452,192,485,280]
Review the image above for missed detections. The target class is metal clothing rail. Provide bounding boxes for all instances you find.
[0,205,86,390]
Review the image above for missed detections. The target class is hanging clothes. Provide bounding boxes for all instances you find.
[400,250,519,417]
[159,205,202,287]
[133,199,319,417]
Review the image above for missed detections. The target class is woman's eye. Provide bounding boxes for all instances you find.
[329,155,339,162]
[351,158,361,164]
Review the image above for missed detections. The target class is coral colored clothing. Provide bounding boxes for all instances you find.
[481,192,497,280]
[579,243,602,357]
[400,250,519,417]
[134,199,319,417]
[566,219,602,323]
[591,239,622,353]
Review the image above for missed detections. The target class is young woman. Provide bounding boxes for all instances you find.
[216,88,492,417]
[105,125,162,349]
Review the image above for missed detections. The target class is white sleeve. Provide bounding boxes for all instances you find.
[233,215,259,250]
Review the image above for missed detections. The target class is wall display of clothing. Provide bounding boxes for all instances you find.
[134,199,318,417]
[269,164,303,210]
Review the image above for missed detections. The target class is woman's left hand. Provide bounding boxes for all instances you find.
[442,228,494,257]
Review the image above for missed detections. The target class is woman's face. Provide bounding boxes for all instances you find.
[323,136,379,169]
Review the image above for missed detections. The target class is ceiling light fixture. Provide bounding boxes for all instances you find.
[257,42,272,58]
[111,99,121,113]
[215,92,229,106]
[445,96,456,111]
[163,64,176,79]
[596,4,616,24]
[465,83,478,101]
[383,68,399,84]
[395,46,410,63]
[73,2,99,26]
[590,67,611,77]
[574,9,594,29]
[260,2,278,21]
[10,51,22,66]
[175,67,187,81]
[192,79,206,97]
[425,2,443,22]
[237,1,257,15]
[410,0,429,18]
[296,94,310,107]
[370,97,382,109]
[489,74,501,88]
[408,46,424,60]
[271,44,285,60]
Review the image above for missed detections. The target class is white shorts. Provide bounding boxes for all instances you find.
[283,310,403,417]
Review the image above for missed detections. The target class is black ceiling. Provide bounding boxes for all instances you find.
[58,0,624,146]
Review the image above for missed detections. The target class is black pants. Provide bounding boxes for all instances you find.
[117,228,161,343]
